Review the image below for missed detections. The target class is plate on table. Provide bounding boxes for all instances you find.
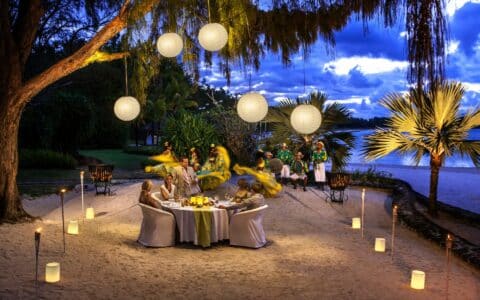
[216,200,233,207]
[161,201,180,208]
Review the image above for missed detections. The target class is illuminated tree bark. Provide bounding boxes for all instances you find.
[0,0,155,222]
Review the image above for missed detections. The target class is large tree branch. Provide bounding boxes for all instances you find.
[14,0,158,111]
[82,51,130,67]
[0,0,22,102]
[13,0,44,69]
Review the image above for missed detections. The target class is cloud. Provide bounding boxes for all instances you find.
[323,56,408,76]
[198,2,480,119]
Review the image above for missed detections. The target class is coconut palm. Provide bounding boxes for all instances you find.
[266,92,355,171]
[363,81,480,215]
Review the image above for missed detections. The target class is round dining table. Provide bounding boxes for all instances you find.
[151,192,230,247]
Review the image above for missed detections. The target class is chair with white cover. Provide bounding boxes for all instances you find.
[229,205,268,248]
[137,203,176,247]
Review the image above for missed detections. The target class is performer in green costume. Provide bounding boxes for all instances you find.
[312,141,328,190]
[277,143,293,184]
[290,152,309,191]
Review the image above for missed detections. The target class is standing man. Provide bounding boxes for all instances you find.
[277,142,293,184]
[290,152,309,191]
[174,157,201,198]
[312,141,328,190]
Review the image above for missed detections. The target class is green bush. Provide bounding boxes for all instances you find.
[20,149,77,169]
[164,111,220,160]
[351,167,395,186]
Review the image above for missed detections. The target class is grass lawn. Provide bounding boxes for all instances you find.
[79,149,150,170]
[19,149,155,196]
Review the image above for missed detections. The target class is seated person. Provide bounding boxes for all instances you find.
[160,173,176,200]
[233,178,251,202]
[138,180,160,208]
[222,182,265,211]
[290,151,309,191]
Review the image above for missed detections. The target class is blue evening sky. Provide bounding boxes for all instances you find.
[199,0,480,119]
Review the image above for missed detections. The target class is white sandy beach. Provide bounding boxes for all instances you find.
[0,180,479,299]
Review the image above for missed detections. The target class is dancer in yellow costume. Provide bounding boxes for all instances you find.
[197,145,231,190]
[144,141,180,178]
[233,151,282,198]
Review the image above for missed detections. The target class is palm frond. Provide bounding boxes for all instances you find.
[428,81,464,130]
[456,140,480,167]
[380,93,417,134]
[363,129,422,161]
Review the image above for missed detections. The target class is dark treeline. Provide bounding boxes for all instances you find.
[337,117,389,129]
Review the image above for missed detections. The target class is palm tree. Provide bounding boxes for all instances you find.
[363,81,480,215]
[266,92,355,171]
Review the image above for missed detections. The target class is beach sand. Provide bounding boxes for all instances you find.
[0,181,479,299]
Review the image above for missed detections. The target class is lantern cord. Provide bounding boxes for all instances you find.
[207,0,211,23]
[124,56,129,96]
[303,45,306,95]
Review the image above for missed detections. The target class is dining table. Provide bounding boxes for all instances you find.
[151,192,231,247]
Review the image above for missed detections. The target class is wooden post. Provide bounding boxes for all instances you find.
[361,188,365,238]
[60,189,66,253]
[445,233,453,299]
[391,204,398,259]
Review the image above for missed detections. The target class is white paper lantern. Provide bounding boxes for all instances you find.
[290,104,322,134]
[352,217,361,229]
[45,262,60,283]
[410,270,426,289]
[237,92,268,123]
[156,33,183,57]
[85,207,95,220]
[67,220,79,235]
[198,23,228,51]
[374,238,386,252]
[114,96,140,121]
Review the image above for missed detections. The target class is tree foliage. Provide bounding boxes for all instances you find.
[363,81,480,214]
[266,92,355,171]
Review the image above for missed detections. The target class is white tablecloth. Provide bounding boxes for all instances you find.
[151,193,229,245]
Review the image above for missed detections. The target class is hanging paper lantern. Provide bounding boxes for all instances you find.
[237,92,268,123]
[290,104,322,134]
[198,23,228,51]
[156,33,183,57]
[114,96,140,121]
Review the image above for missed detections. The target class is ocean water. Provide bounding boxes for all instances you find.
[349,129,480,168]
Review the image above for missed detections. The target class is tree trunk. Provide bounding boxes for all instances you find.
[0,100,30,222]
[428,155,442,216]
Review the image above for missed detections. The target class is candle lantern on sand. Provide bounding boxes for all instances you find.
[45,262,60,283]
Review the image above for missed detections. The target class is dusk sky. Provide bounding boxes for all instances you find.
[200,0,480,119]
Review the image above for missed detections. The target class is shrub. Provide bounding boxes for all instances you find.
[350,167,395,186]
[19,149,77,169]
[164,111,220,160]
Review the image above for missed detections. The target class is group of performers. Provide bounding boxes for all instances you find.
[257,140,328,191]
[145,139,328,200]
[145,142,231,199]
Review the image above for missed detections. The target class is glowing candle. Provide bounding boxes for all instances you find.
[45,262,60,283]
[410,270,425,290]
[67,220,79,235]
[374,238,386,252]
[85,207,95,220]
[352,217,361,229]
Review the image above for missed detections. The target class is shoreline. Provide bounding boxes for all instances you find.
[340,163,480,214]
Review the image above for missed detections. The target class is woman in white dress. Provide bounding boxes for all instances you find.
[160,174,176,200]
[312,141,328,191]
